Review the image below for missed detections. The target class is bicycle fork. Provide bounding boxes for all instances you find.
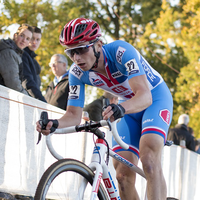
[89,139,121,200]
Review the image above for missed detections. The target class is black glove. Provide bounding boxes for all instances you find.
[37,111,59,144]
[40,119,59,133]
[39,111,59,133]
[109,104,125,120]
[49,119,59,133]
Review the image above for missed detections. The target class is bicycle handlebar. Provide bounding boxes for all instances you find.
[109,119,129,150]
[38,111,129,161]
[51,119,129,150]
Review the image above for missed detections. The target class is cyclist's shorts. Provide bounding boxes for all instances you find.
[112,82,173,158]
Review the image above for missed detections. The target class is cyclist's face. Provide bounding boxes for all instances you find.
[65,42,97,71]
[29,32,41,51]
[14,29,32,50]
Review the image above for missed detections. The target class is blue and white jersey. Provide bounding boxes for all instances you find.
[68,40,164,108]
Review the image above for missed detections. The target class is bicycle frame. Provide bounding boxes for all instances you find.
[78,137,146,200]
[88,138,120,199]
[45,119,147,200]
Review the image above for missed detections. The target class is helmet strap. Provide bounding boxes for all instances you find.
[91,44,100,69]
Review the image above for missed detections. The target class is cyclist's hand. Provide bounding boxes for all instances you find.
[36,120,53,136]
[103,104,125,122]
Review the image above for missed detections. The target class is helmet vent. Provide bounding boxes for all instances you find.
[90,30,97,37]
[92,23,98,29]
[60,29,64,38]
[85,30,91,36]
[68,26,72,41]
[74,35,84,41]
[75,24,88,37]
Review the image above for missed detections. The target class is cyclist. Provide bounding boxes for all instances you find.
[36,18,173,200]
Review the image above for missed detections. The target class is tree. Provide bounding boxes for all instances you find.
[1,0,199,135]
[173,0,200,137]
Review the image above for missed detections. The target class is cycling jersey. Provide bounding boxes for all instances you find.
[67,40,173,158]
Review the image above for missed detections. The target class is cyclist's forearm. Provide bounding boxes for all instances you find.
[58,106,83,128]
[121,89,152,114]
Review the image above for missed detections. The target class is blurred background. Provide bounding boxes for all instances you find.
[0,0,199,137]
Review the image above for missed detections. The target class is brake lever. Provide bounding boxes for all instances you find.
[37,111,49,144]
[102,98,110,111]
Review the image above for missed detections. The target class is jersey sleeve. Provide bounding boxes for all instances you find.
[67,64,85,108]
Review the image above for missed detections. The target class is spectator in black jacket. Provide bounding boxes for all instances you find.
[22,26,46,102]
[83,91,118,121]
[44,54,69,110]
[167,114,195,151]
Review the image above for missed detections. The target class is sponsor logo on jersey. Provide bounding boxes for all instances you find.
[125,58,140,75]
[91,78,104,86]
[159,109,171,125]
[112,85,128,93]
[141,57,160,87]
[116,46,126,64]
[71,65,83,79]
[68,85,80,99]
[111,70,123,78]
[89,72,105,86]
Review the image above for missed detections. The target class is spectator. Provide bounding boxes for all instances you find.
[44,54,69,110]
[167,114,195,151]
[188,127,200,154]
[188,126,194,137]
[195,139,200,154]
[0,24,33,94]
[83,91,118,121]
[22,26,46,102]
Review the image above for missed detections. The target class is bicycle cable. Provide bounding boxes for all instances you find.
[103,138,110,165]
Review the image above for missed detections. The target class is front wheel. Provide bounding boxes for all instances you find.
[34,159,108,200]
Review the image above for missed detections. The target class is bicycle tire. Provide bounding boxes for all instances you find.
[34,158,108,200]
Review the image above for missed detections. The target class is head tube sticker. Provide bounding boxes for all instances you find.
[125,58,140,75]
[159,109,171,125]
[69,85,80,99]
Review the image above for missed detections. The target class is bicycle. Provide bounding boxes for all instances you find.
[34,111,177,200]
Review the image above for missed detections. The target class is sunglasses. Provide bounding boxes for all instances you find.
[64,43,94,58]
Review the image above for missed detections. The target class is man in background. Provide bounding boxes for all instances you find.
[45,54,69,110]
[83,91,118,121]
[168,114,195,151]
[22,26,46,102]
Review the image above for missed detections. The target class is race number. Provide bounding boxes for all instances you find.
[69,85,80,99]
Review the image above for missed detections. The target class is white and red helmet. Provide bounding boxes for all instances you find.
[59,18,101,47]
